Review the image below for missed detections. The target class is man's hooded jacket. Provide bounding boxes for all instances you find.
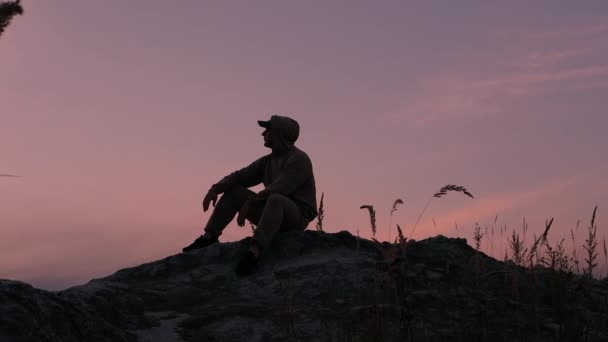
[209,115,318,222]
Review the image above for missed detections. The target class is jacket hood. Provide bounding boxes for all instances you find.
[267,115,300,155]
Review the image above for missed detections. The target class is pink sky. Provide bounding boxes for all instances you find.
[1,1,607,290]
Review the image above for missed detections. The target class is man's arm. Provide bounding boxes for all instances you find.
[250,152,312,201]
[209,156,266,194]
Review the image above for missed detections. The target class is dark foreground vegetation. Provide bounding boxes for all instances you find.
[1,228,606,342]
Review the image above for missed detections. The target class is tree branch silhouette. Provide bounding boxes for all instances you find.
[0,0,23,38]
[1,173,21,177]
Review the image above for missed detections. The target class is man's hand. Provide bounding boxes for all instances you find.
[202,191,218,212]
[237,199,250,227]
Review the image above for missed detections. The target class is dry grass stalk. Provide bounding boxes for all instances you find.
[409,184,474,239]
[387,198,404,241]
[603,237,607,278]
[555,239,571,272]
[570,228,580,274]
[316,192,325,231]
[527,218,553,268]
[473,222,484,251]
[509,230,528,267]
[394,224,406,244]
[490,213,498,256]
[390,198,404,215]
[360,205,377,238]
[433,184,474,199]
[541,237,571,272]
[532,233,541,263]
[583,205,599,278]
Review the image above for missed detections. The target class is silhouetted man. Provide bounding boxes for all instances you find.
[183,115,318,276]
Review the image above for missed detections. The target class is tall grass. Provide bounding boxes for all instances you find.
[314,192,604,340]
[395,224,406,244]
[583,205,599,278]
[490,214,498,259]
[387,198,404,242]
[316,192,325,232]
[526,218,553,268]
[603,238,607,278]
[473,222,484,251]
[353,184,604,279]
[494,208,607,279]
[570,221,581,274]
[408,184,474,239]
[359,205,377,239]
[359,184,473,241]
[509,229,527,267]
[541,237,571,272]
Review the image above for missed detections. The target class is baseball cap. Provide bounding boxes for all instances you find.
[257,119,272,128]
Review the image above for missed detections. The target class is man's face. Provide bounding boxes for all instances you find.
[262,128,272,148]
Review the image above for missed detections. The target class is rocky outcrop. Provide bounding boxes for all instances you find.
[1,230,607,341]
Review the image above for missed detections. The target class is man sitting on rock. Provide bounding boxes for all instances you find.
[182,115,318,276]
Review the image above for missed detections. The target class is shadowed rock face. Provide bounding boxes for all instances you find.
[1,230,607,342]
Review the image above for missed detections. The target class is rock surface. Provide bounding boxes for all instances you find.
[1,230,607,341]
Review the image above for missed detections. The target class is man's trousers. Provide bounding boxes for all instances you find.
[203,185,309,252]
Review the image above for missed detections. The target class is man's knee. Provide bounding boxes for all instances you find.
[222,185,254,202]
[223,184,245,196]
[266,193,289,207]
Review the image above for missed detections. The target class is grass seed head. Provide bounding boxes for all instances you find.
[433,184,474,199]
[316,192,325,231]
[360,205,377,237]
[396,224,406,244]
[390,198,404,215]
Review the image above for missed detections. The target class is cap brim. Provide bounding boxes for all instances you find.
[257,120,271,128]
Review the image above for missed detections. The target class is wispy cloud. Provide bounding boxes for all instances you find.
[473,66,608,88]
[414,114,436,125]
[525,22,608,40]
[393,21,608,125]
[394,75,508,124]
[506,48,590,69]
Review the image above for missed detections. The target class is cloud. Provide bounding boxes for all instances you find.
[392,21,608,125]
[393,75,507,124]
[399,64,608,125]
[414,114,436,125]
[505,48,590,69]
[524,22,608,41]
[472,66,608,88]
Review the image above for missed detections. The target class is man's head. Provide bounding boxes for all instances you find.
[258,115,300,152]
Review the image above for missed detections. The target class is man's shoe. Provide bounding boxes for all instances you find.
[182,235,218,252]
[235,251,258,277]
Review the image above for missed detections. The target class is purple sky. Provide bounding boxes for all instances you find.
[1,1,607,290]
